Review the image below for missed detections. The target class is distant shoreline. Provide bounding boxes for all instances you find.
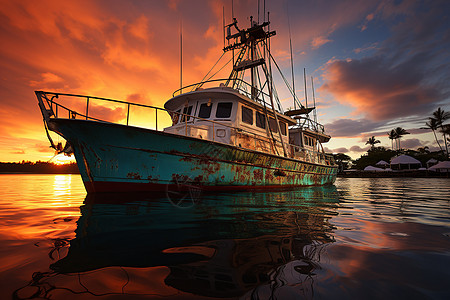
[0,172,80,175]
[338,170,449,178]
[2,162,448,178]
[0,162,80,174]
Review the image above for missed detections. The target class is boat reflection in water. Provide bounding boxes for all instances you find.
[20,187,339,299]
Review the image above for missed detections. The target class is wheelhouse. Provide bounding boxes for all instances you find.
[164,86,297,157]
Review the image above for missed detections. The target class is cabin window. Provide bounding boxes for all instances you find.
[198,103,212,119]
[181,105,193,122]
[269,117,278,132]
[215,102,233,118]
[241,106,253,125]
[279,121,287,135]
[305,136,315,147]
[256,111,266,129]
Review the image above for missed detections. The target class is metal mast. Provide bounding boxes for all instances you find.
[223,15,287,156]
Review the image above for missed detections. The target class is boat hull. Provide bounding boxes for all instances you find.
[48,119,337,193]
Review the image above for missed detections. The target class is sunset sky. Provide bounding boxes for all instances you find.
[1,0,449,163]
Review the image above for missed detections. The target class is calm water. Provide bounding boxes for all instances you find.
[0,175,449,299]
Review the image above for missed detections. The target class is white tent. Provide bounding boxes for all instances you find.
[364,166,385,171]
[426,158,438,168]
[429,161,450,172]
[426,158,438,164]
[376,160,389,166]
[390,154,422,170]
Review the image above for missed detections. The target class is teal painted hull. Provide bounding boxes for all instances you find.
[49,119,337,193]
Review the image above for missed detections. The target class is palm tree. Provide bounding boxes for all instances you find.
[334,153,352,173]
[441,124,450,157]
[432,108,450,156]
[365,136,380,149]
[417,146,430,154]
[443,124,450,136]
[394,127,409,150]
[388,130,397,150]
[425,117,443,152]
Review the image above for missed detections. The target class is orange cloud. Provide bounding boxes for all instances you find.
[0,0,232,162]
[321,57,441,121]
[30,72,64,86]
[311,35,332,49]
[1,0,444,163]
[128,15,151,41]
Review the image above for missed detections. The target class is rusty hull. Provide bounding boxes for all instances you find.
[48,119,337,193]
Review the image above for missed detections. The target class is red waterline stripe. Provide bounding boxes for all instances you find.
[84,180,334,194]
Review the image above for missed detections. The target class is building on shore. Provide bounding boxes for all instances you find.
[390,154,422,170]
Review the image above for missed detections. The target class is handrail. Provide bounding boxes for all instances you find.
[38,90,165,111]
[36,91,335,167]
[291,116,326,134]
[173,79,328,136]
[171,78,274,108]
[37,90,280,142]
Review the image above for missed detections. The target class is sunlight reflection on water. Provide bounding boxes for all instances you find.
[0,175,449,299]
[0,174,85,240]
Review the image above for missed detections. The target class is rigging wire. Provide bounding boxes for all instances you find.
[256,64,284,155]
[259,40,287,156]
[205,55,233,82]
[197,52,226,85]
[265,45,304,109]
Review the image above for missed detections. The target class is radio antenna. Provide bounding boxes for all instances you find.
[303,68,308,111]
[180,19,183,91]
[264,0,266,22]
[258,0,260,23]
[231,0,234,19]
[311,76,317,124]
[223,6,225,48]
[287,7,295,109]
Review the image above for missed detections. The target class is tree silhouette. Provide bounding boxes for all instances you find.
[394,127,409,150]
[387,130,397,150]
[432,107,450,156]
[365,136,380,149]
[425,117,442,152]
[442,124,450,152]
[417,146,430,154]
[333,153,352,172]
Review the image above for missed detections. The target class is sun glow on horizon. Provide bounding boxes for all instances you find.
[51,154,76,165]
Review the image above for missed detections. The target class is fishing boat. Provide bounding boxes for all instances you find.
[36,16,337,193]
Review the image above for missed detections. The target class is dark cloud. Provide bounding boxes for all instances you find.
[324,146,350,154]
[332,147,350,153]
[400,138,425,149]
[324,118,382,137]
[126,93,146,103]
[350,145,370,152]
[321,0,450,121]
[36,143,54,153]
[88,104,126,123]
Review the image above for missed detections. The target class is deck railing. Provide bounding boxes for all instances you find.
[36,91,335,166]
[171,78,276,110]
[291,116,326,134]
